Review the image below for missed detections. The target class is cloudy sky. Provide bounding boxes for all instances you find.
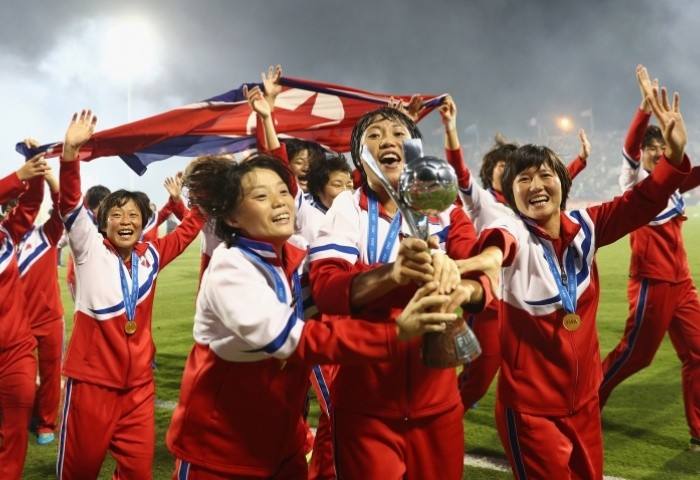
[1,0,698,203]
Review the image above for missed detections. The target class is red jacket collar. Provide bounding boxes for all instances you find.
[521,211,581,246]
[102,238,149,264]
[234,236,306,279]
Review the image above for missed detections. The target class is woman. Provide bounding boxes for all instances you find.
[0,152,48,479]
[469,66,690,478]
[56,110,205,479]
[165,153,458,479]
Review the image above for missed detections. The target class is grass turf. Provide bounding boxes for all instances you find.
[22,206,700,479]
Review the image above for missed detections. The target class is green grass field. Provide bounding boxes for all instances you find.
[22,207,700,479]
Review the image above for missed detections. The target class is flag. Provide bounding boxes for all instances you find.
[580,109,592,117]
[16,77,446,175]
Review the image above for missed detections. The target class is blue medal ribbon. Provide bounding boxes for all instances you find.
[367,193,402,264]
[118,251,139,321]
[538,239,578,314]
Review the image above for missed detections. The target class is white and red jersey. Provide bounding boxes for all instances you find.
[141,196,189,243]
[58,160,205,389]
[621,109,700,282]
[477,154,690,416]
[17,186,64,327]
[166,235,398,476]
[0,172,41,349]
[309,184,477,418]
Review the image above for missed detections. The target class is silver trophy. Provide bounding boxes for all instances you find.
[361,140,482,368]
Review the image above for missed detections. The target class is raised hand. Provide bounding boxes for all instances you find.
[243,85,272,119]
[16,152,49,181]
[396,282,458,340]
[438,95,458,132]
[390,237,434,285]
[637,65,686,164]
[406,95,425,121]
[45,167,59,193]
[578,129,591,160]
[164,174,183,200]
[262,64,283,109]
[63,110,97,161]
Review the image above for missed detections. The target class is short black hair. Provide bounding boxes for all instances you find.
[349,107,422,187]
[502,144,572,211]
[85,185,111,212]
[97,190,153,235]
[642,125,664,149]
[282,138,309,161]
[479,142,518,190]
[307,153,351,200]
[183,153,293,245]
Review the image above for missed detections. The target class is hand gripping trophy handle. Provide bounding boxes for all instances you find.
[360,142,481,368]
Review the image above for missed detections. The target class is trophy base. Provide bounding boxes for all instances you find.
[422,318,482,369]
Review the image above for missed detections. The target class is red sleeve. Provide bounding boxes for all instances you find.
[461,272,496,314]
[42,189,64,245]
[624,109,651,162]
[291,319,397,364]
[445,148,471,189]
[155,197,188,226]
[446,207,478,259]
[155,201,173,227]
[309,258,416,315]
[0,172,28,203]
[679,165,700,193]
[255,112,269,151]
[477,227,518,267]
[309,258,374,315]
[152,207,206,268]
[566,156,587,180]
[590,154,691,248]
[2,175,44,243]
[59,160,81,215]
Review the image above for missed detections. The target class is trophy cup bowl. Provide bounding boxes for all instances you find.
[399,156,481,368]
[360,144,482,368]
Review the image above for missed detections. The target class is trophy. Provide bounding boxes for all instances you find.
[361,140,482,368]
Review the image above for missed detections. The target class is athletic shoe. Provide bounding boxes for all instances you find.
[689,437,700,452]
[37,432,55,445]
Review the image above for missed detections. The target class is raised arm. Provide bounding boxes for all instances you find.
[566,129,589,180]
[593,66,689,247]
[152,205,205,269]
[157,174,189,225]
[41,170,65,245]
[2,171,44,244]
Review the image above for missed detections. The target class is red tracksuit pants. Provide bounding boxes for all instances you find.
[600,277,700,438]
[458,309,501,410]
[57,378,155,480]
[172,454,308,480]
[333,403,464,479]
[0,336,36,480]
[496,395,603,480]
[32,318,63,434]
[309,364,338,480]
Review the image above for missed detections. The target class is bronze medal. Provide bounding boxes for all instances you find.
[562,313,582,332]
[125,320,137,335]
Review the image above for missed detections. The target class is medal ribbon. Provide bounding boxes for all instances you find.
[118,251,139,322]
[239,244,304,321]
[367,193,402,265]
[538,239,578,314]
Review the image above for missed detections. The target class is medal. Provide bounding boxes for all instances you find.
[125,320,137,335]
[118,251,139,336]
[367,193,402,264]
[534,233,581,332]
[562,313,582,331]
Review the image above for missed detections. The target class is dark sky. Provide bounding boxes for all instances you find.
[1,0,697,201]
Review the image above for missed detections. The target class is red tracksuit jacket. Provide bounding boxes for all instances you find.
[1,173,42,350]
[477,154,689,415]
[59,160,204,389]
[622,109,700,282]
